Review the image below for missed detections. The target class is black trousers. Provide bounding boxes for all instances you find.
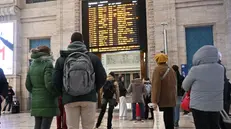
[192,109,220,129]
[159,107,174,129]
[3,101,12,111]
[96,98,116,129]
[34,117,53,129]
[144,96,153,119]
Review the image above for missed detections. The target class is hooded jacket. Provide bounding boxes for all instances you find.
[26,52,59,117]
[127,78,145,103]
[182,45,224,111]
[53,41,107,105]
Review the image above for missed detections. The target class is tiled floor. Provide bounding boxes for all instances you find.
[0,112,195,129]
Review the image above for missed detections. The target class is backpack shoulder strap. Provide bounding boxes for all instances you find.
[161,67,170,80]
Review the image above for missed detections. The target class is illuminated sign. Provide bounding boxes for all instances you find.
[0,22,14,75]
[87,0,140,53]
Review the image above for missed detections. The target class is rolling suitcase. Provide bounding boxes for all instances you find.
[11,97,20,114]
[220,109,231,129]
[136,103,141,120]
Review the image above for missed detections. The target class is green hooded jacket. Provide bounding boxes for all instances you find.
[26,52,59,117]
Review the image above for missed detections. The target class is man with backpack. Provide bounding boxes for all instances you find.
[95,72,119,129]
[53,32,107,129]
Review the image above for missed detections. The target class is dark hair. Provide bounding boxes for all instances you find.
[71,32,83,42]
[172,65,179,72]
[144,78,150,81]
[31,45,51,55]
[133,73,140,79]
[119,75,124,82]
[109,72,115,78]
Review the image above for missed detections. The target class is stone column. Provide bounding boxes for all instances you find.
[146,0,178,78]
[225,0,231,78]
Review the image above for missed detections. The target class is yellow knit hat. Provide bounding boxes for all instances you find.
[154,53,168,64]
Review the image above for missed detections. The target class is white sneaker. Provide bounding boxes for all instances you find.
[1,111,5,114]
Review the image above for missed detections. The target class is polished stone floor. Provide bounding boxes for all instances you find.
[0,112,195,129]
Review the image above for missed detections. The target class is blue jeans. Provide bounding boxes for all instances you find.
[132,103,145,120]
[174,96,182,124]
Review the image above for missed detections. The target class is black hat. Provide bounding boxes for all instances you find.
[109,72,115,78]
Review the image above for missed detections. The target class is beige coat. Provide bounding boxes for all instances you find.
[127,78,146,103]
[152,64,177,107]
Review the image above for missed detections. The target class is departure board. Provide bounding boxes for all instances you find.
[88,0,139,53]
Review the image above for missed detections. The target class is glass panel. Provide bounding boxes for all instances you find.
[29,39,51,50]
[124,74,130,89]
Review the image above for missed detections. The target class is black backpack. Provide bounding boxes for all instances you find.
[103,80,115,99]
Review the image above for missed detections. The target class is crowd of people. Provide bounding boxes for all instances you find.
[0,32,230,129]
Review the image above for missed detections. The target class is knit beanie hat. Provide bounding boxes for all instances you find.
[154,53,168,64]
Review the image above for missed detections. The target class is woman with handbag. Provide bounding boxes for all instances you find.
[182,45,224,129]
[151,53,177,129]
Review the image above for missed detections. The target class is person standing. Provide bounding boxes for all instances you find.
[172,65,185,127]
[182,45,224,129]
[143,78,153,120]
[127,74,145,121]
[218,52,231,129]
[56,96,67,129]
[53,32,107,129]
[218,52,231,114]
[151,53,177,129]
[2,86,15,113]
[26,46,60,129]
[0,68,8,115]
[118,75,127,120]
[95,72,119,129]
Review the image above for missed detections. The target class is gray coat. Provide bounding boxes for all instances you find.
[182,45,224,112]
[127,78,146,103]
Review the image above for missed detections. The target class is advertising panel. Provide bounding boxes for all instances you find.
[0,22,14,75]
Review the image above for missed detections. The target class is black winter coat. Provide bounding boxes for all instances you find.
[119,81,127,97]
[6,88,15,102]
[0,68,8,103]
